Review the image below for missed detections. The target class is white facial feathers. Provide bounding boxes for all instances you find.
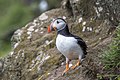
[52,18,66,31]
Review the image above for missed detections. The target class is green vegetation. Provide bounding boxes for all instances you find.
[0,0,34,56]
[100,25,120,80]
[0,42,11,57]
[102,26,120,69]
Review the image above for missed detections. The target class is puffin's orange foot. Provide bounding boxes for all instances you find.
[71,60,80,69]
[62,68,69,75]
[71,65,78,69]
[62,63,69,75]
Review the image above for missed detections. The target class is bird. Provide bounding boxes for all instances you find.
[47,18,87,75]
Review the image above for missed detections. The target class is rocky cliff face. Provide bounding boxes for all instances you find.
[0,0,119,80]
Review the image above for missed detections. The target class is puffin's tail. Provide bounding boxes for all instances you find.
[82,51,87,59]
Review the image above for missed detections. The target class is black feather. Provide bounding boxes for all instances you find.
[70,34,87,55]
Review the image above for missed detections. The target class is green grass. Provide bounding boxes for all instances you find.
[97,74,120,80]
[0,3,33,37]
[0,0,34,57]
[0,42,11,57]
[100,25,120,80]
[102,26,120,69]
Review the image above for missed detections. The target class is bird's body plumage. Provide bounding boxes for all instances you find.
[56,34,84,60]
[56,24,87,60]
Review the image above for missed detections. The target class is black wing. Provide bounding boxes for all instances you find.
[70,34,87,55]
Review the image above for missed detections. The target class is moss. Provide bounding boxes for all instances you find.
[37,54,62,80]
[71,23,83,37]
[45,38,56,50]
[38,71,51,80]
[32,34,55,48]
[75,24,84,35]
[77,0,96,18]
[88,38,100,47]
[41,56,60,72]
[97,74,120,80]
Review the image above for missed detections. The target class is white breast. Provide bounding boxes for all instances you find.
[56,34,83,59]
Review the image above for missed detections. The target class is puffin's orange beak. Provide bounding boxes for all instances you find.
[48,25,56,33]
[48,25,51,33]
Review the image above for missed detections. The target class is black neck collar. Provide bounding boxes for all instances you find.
[57,25,70,36]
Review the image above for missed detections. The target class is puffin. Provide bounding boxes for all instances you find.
[48,18,87,75]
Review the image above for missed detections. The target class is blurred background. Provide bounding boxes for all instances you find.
[0,0,61,57]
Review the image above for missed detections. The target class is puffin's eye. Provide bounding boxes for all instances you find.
[57,21,60,24]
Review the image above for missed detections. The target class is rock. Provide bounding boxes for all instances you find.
[78,17,83,23]
[95,29,100,34]
[82,21,86,26]
[0,59,4,73]
[11,29,23,48]
[1,0,119,80]
[39,13,48,21]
